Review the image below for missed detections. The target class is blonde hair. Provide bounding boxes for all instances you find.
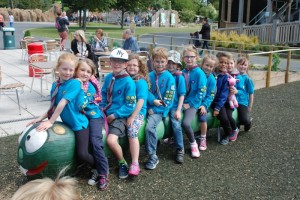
[56,53,79,71]
[76,58,97,76]
[95,29,104,37]
[151,47,168,60]
[182,45,199,59]
[75,30,88,44]
[201,54,218,67]
[128,54,150,88]
[11,167,80,200]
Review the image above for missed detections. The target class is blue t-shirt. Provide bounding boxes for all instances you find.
[100,73,136,118]
[83,82,104,119]
[182,67,207,109]
[148,70,175,117]
[201,73,216,110]
[171,72,186,110]
[135,79,148,116]
[236,74,254,107]
[51,79,88,131]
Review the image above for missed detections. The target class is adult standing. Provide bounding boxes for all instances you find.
[0,14,4,28]
[56,11,69,51]
[122,29,139,53]
[199,17,210,49]
[8,13,14,27]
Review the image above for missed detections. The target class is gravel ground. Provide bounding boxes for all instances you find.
[1,81,300,199]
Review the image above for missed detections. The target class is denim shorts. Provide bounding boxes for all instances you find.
[109,118,127,137]
[198,112,207,122]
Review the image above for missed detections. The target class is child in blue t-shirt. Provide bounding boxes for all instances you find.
[126,54,149,176]
[235,56,254,131]
[198,54,218,151]
[75,58,109,190]
[181,45,207,158]
[27,53,94,181]
[166,50,186,163]
[99,48,136,179]
[145,47,176,170]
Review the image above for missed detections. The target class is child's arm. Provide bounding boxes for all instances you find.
[27,112,48,126]
[201,74,216,112]
[248,94,254,112]
[35,99,68,131]
[174,95,184,120]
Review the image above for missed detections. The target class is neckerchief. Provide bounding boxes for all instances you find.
[47,79,64,119]
[104,70,129,112]
[182,65,198,95]
[154,70,166,107]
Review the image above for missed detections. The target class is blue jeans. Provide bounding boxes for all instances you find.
[169,109,184,150]
[145,113,163,155]
[89,118,109,175]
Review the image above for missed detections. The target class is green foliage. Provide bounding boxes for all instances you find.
[199,4,218,21]
[271,53,281,71]
[23,30,31,38]
[179,9,195,23]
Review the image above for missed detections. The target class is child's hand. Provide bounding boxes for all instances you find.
[174,110,181,120]
[127,116,134,127]
[153,99,163,106]
[26,118,40,127]
[183,104,190,110]
[36,120,53,132]
[230,87,238,95]
[213,110,219,117]
[107,114,115,124]
[199,106,207,115]
[148,109,154,115]
[248,106,252,112]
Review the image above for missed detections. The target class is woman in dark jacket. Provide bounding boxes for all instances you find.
[199,17,210,49]
[56,11,69,50]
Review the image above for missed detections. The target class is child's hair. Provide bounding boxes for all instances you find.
[76,58,97,76]
[95,28,104,37]
[151,47,168,60]
[182,45,199,60]
[11,167,80,200]
[237,56,249,66]
[216,51,233,60]
[75,30,88,44]
[56,52,79,71]
[201,54,218,66]
[128,53,150,88]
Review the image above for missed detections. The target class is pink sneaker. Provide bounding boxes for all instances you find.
[229,128,239,141]
[128,163,140,176]
[199,137,207,151]
[190,142,200,158]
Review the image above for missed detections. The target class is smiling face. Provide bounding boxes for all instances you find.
[153,57,167,73]
[110,58,127,74]
[218,56,228,73]
[76,62,93,83]
[126,58,139,76]
[237,60,249,74]
[183,50,197,68]
[167,60,178,74]
[227,58,235,73]
[201,58,215,76]
[57,59,76,82]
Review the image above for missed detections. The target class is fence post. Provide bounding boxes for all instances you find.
[149,43,154,56]
[110,38,114,50]
[170,36,173,50]
[152,35,155,44]
[285,50,291,83]
[212,40,216,52]
[137,34,140,41]
[266,52,273,88]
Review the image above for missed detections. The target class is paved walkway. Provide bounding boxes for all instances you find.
[0,49,56,137]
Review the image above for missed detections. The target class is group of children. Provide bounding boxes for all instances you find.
[27,45,254,191]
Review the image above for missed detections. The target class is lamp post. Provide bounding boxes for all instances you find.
[169,1,172,10]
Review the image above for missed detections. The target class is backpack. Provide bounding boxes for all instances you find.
[55,19,61,29]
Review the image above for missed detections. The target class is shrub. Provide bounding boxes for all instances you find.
[23,30,31,38]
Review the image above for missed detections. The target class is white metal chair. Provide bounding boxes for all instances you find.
[0,66,25,115]
[98,56,112,84]
[44,40,60,61]
[29,53,53,96]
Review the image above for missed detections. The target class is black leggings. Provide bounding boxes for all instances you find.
[217,105,237,137]
[237,104,251,126]
[74,127,94,167]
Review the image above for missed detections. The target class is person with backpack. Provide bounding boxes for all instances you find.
[56,11,69,51]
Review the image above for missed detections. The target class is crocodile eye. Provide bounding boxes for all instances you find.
[25,129,48,153]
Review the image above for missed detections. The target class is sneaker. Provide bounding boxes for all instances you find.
[190,142,200,158]
[220,136,229,145]
[245,118,253,132]
[199,137,207,151]
[97,175,109,191]
[145,155,159,170]
[88,169,98,186]
[229,129,239,141]
[118,163,129,179]
[163,137,174,145]
[175,149,184,163]
[128,163,141,176]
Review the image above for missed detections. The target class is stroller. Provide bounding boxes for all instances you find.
[190,31,201,48]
